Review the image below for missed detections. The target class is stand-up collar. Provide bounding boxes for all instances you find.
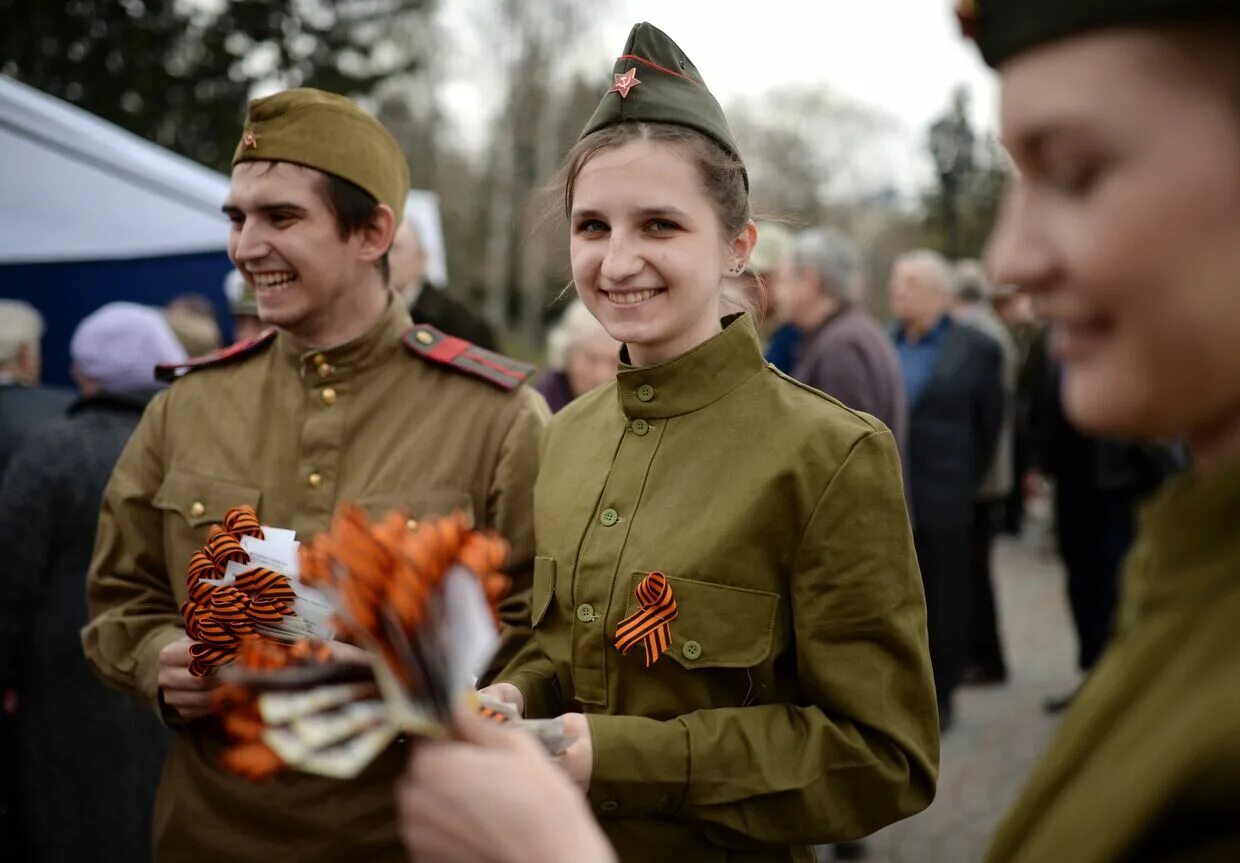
[615,314,766,419]
[276,292,411,379]
[1122,459,1240,619]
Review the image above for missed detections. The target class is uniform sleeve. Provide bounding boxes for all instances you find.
[585,429,939,845]
[479,386,550,683]
[80,392,184,714]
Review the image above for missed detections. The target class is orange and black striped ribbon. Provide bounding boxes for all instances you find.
[614,571,677,667]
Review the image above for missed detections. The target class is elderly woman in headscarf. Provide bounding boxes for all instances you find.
[0,302,185,863]
[533,299,620,413]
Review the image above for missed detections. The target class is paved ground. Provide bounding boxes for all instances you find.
[828,525,1083,863]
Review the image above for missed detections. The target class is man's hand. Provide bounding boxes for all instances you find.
[477,681,525,717]
[157,636,220,720]
[555,712,594,791]
[396,703,615,863]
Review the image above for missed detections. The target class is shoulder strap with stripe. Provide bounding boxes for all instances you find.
[155,328,277,383]
[402,324,534,392]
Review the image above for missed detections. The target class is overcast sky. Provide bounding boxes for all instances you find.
[436,0,997,192]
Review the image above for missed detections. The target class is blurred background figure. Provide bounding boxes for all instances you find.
[745,221,803,373]
[953,260,1017,686]
[0,300,73,478]
[0,301,182,863]
[224,269,265,344]
[533,299,619,413]
[890,249,1003,730]
[389,216,498,349]
[992,286,1045,536]
[775,226,907,456]
[0,299,72,850]
[1029,354,1182,713]
[164,292,222,357]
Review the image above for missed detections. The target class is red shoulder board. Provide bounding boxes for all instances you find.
[402,324,534,392]
[155,328,277,383]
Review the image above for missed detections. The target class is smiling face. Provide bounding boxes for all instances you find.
[569,138,753,367]
[987,28,1240,452]
[224,161,389,345]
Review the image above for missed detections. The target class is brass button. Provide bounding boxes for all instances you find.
[636,384,656,402]
[415,330,434,345]
[313,353,327,367]
[681,640,702,661]
[316,363,333,379]
[599,508,619,527]
[307,471,323,489]
[576,603,597,623]
[631,418,649,436]
[320,387,337,405]
[405,518,419,532]
[189,501,205,518]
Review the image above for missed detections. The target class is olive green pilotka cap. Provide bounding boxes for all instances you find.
[581,22,746,183]
[957,0,1238,68]
[232,88,410,223]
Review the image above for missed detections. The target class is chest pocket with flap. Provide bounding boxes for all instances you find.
[354,488,476,528]
[621,572,779,670]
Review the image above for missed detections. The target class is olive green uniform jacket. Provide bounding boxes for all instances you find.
[987,464,1240,863]
[499,315,939,863]
[81,296,547,863]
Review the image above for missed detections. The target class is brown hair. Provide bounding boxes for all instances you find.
[554,122,762,316]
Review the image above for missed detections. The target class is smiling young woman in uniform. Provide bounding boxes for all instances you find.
[483,22,938,863]
[962,1,1240,860]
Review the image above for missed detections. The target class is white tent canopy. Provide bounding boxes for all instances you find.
[0,75,450,285]
[0,74,232,264]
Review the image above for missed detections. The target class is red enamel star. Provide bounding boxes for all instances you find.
[609,67,641,99]
[242,129,259,150]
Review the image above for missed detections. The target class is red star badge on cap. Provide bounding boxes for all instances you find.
[242,130,259,150]
[609,67,641,99]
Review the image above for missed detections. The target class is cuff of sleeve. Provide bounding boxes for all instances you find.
[135,626,187,725]
[501,670,560,720]
[586,714,690,817]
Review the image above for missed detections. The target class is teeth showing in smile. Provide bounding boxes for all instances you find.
[252,272,296,291]
[606,289,661,306]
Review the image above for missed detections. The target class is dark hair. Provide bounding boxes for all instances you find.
[554,122,762,316]
[320,173,391,285]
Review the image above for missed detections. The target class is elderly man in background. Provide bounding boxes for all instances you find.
[891,250,1003,730]
[388,216,498,349]
[0,302,184,863]
[953,260,1018,686]
[533,299,620,413]
[0,300,73,479]
[773,227,908,455]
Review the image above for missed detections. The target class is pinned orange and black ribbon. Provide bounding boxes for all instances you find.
[614,571,678,667]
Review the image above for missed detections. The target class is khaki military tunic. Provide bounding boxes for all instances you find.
[81,295,547,863]
[499,315,939,862]
[987,463,1240,863]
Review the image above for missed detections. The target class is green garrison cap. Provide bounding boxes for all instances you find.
[232,88,410,223]
[958,0,1239,68]
[581,22,743,165]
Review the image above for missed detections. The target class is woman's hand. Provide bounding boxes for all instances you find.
[555,711,594,791]
[396,703,615,863]
[477,682,525,716]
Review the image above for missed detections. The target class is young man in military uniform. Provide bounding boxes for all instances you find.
[81,88,547,862]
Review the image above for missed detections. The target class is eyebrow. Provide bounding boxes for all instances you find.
[220,202,310,216]
[570,205,692,221]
